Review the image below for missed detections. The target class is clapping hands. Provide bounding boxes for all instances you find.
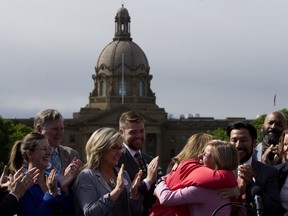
[146,156,159,185]
[1,165,39,199]
[60,157,82,192]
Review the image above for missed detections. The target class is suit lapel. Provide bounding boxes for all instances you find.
[58,146,70,169]
[94,169,111,192]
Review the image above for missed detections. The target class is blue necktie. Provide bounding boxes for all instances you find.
[51,149,62,173]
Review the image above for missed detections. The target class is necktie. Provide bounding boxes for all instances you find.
[51,149,62,173]
[134,152,147,179]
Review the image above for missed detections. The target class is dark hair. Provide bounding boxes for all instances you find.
[226,121,257,140]
[9,132,46,172]
[278,129,288,160]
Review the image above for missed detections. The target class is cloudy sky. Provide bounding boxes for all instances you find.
[1,0,287,120]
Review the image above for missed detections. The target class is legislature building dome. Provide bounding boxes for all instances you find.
[96,5,149,74]
[96,40,149,73]
[88,5,156,111]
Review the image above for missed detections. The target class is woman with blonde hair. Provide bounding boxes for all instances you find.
[166,133,214,173]
[150,140,239,216]
[73,127,144,216]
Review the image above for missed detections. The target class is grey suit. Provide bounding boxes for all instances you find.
[73,167,143,216]
[58,145,79,170]
[48,145,79,173]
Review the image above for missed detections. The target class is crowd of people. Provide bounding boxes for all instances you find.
[1,109,288,216]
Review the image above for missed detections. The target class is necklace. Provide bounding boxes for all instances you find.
[100,169,116,188]
[108,178,116,188]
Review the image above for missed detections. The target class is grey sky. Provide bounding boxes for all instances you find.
[1,0,287,119]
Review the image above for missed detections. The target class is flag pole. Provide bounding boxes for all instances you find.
[122,53,124,104]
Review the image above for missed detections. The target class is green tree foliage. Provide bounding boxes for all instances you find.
[206,128,229,141]
[250,108,288,143]
[0,117,33,170]
[207,108,288,143]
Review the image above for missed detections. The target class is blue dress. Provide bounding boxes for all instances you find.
[19,172,74,216]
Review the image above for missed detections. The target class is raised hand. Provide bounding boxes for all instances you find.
[60,157,82,191]
[115,164,125,192]
[7,167,39,199]
[46,169,58,197]
[130,170,142,199]
[109,164,125,201]
[0,165,10,189]
[146,156,159,185]
[238,164,254,185]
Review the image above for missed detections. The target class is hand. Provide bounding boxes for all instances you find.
[60,157,82,191]
[238,164,254,185]
[10,167,39,199]
[18,167,40,188]
[130,170,142,199]
[109,164,125,201]
[63,157,82,176]
[0,165,10,189]
[46,169,58,197]
[146,156,159,185]
[262,144,280,164]
[237,177,247,200]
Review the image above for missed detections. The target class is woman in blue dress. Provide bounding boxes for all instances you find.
[9,132,78,216]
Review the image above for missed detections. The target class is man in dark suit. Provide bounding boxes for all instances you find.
[34,109,81,174]
[118,110,159,216]
[226,122,281,216]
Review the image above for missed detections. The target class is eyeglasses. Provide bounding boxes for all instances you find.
[111,146,125,152]
[34,147,53,152]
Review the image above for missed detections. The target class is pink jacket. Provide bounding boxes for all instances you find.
[154,181,231,216]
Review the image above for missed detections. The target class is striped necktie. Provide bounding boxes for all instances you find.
[51,148,62,173]
[134,152,147,179]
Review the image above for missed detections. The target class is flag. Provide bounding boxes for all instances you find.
[274,94,276,106]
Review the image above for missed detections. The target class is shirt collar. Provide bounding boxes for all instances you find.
[124,143,141,157]
[242,155,253,165]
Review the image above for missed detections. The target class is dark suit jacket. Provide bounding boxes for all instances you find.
[275,162,288,214]
[117,147,155,216]
[245,159,280,216]
[0,192,19,216]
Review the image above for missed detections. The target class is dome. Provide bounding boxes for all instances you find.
[96,40,149,72]
[95,5,149,73]
[88,5,156,111]
[116,5,129,18]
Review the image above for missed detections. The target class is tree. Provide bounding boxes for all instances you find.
[250,108,288,143]
[0,117,33,170]
[207,108,288,143]
[206,128,228,141]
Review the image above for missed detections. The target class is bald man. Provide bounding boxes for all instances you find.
[255,111,287,164]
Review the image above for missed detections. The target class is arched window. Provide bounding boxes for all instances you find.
[119,81,126,96]
[100,80,105,96]
[139,81,145,96]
